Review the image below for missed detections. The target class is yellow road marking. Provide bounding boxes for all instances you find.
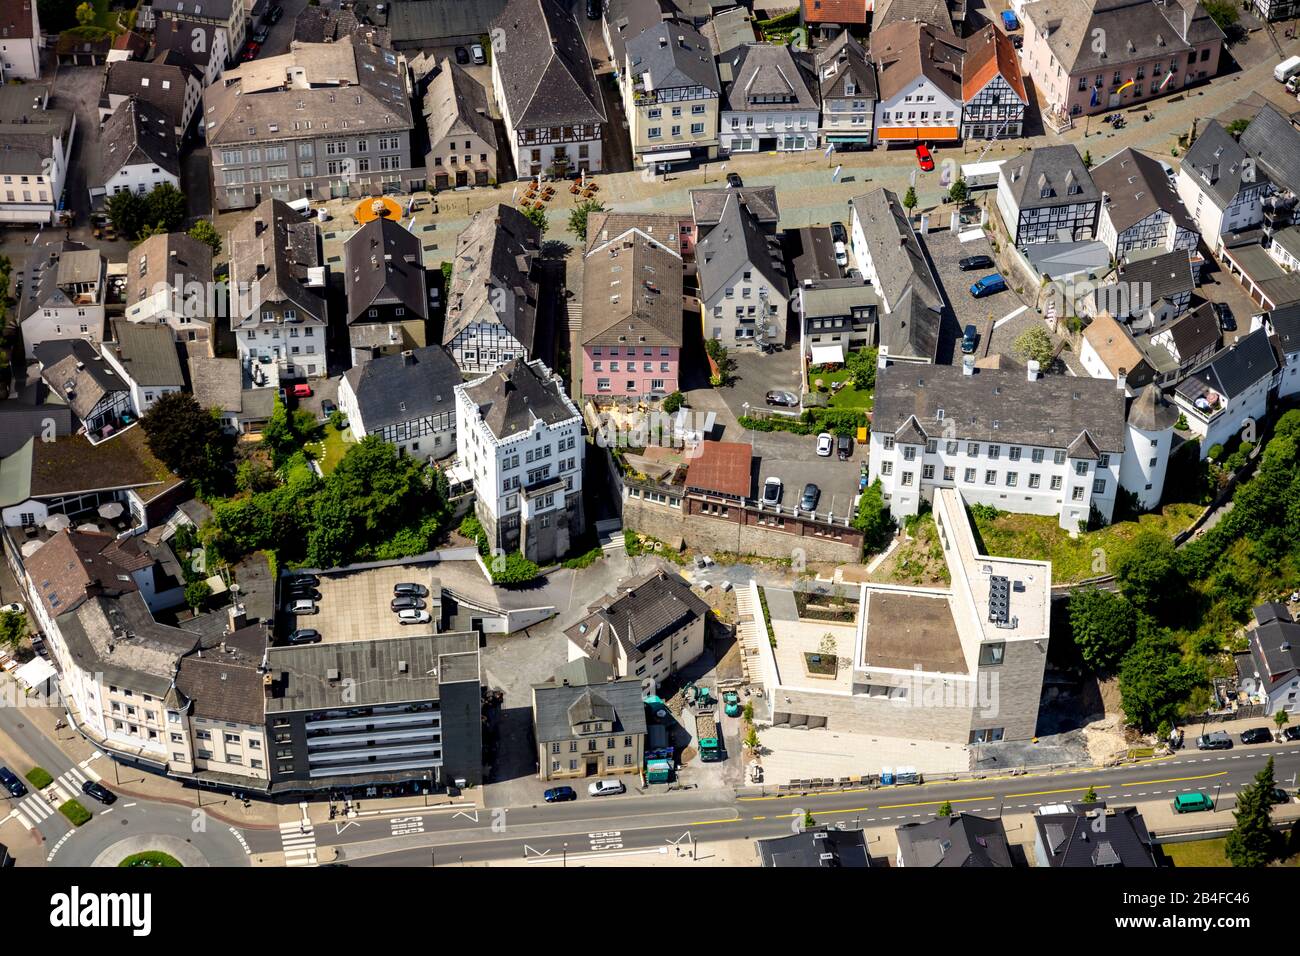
[1123,771,1229,787]
[688,819,736,826]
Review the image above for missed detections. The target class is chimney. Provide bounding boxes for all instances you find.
[402,349,416,364]
[1116,368,1127,392]
[1026,359,1040,381]
[659,35,667,47]
[228,602,247,630]
[254,217,265,237]
[262,672,274,699]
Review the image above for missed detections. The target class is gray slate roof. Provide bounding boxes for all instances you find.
[874,0,954,33]
[1000,145,1100,212]
[696,191,789,302]
[627,21,720,94]
[443,204,540,350]
[872,363,1128,453]
[604,0,678,69]
[1267,302,1300,355]
[228,198,324,323]
[492,0,606,129]
[154,18,221,72]
[532,676,647,742]
[1175,326,1278,406]
[1162,302,1220,360]
[1022,0,1217,75]
[0,85,74,177]
[387,0,506,44]
[1126,385,1179,432]
[343,345,461,430]
[691,184,778,227]
[34,339,128,423]
[344,217,429,325]
[757,827,872,867]
[896,814,1013,867]
[1092,147,1196,235]
[565,570,710,662]
[816,30,878,102]
[1035,803,1156,867]
[1181,120,1261,210]
[582,223,685,348]
[460,358,579,439]
[1239,103,1300,196]
[100,97,180,183]
[1247,602,1300,692]
[421,58,497,154]
[126,231,213,314]
[101,53,199,131]
[107,319,184,388]
[721,42,818,113]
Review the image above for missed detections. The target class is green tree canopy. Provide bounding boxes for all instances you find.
[1225,757,1279,867]
[1068,587,1138,673]
[188,219,222,256]
[523,205,548,235]
[1012,326,1055,367]
[852,479,893,554]
[140,392,231,498]
[1117,619,1199,731]
[1114,530,1183,616]
[568,198,606,241]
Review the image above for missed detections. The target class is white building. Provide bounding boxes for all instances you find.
[19,242,106,359]
[996,145,1101,246]
[869,20,964,148]
[102,319,186,416]
[1254,304,1300,399]
[719,42,821,154]
[338,346,461,461]
[1092,147,1199,261]
[1176,120,1273,250]
[696,191,790,351]
[1238,602,1300,718]
[0,0,41,80]
[1173,327,1278,458]
[0,84,75,225]
[124,231,215,344]
[92,97,181,206]
[869,361,1176,529]
[454,358,585,565]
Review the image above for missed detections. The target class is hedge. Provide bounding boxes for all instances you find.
[738,407,868,437]
[25,767,52,790]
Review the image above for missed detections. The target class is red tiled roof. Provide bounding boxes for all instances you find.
[802,0,868,24]
[961,25,1027,103]
[0,0,36,41]
[685,440,752,499]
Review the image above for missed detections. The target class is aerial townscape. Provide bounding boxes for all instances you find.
[2,0,1300,900]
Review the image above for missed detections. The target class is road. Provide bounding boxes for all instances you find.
[306,742,1300,866]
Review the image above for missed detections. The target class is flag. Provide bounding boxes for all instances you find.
[824,142,835,158]
[1090,86,1100,108]
[831,164,842,182]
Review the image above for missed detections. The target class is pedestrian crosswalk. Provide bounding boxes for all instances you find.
[280,819,319,867]
[10,763,102,829]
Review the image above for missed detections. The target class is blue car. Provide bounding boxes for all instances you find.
[969,273,1007,298]
[544,786,577,803]
[1001,10,1020,30]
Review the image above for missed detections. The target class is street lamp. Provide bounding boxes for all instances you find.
[562,841,568,868]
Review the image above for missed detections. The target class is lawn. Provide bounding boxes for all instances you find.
[309,424,353,476]
[1163,837,1300,867]
[25,767,52,790]
[809,368,875,411]
[59,799,92,827]
[970,502,1203,584]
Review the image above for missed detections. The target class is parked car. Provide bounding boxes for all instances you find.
[916,143,935,171]
[288,599,318,615]
[454,46,470,64]
[1011,34,1023,50]
[544,786,577,802]
[1214,302,1236,332]
[81,780,116,805]
[241,41,260,61]
[397,609,432,625]
[588,779,625,797]
[288,574,320,588]
[267,3,284,23]
[292,383,312,398]
[1269,787,1291,806]
[586,0,603,18]
[1284,725,1300,742]
[287,587,321,602]
[816,432,834,457]
[766,389,798,407]
[762,477,783,505]
[1196,731,1233,750]
[0,767,27,799]
[830,221,847,244]
[391,596,426,611]
[287,628,321,645]
[394,582,429,597]
[833,241,848,267]
[726,172,743,188]
[1288,74,1300,94]
[958,254,994,272]
[253,25,269,43]
[471,43,485,64]
[961,323,979,354]
[320,399,337,420]
[799,483,820,511]
[1001,10,1020,30]
[1172,791,1214,813]
[1240,727,1273,745]
[969,273,1007,298]
[837,434,853,460]
[0,602,24,616]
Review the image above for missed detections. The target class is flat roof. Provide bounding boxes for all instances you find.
[282,563,440,645]
[860,590,966,673]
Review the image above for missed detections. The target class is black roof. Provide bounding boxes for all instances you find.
[344,218,429,325]
[460,358,579,439]
[342,345,461,431]
[1247,602,1300,692]
[896,814,1013,867]
[565,570,710,661]
[757,827,872,867]
[1035,804,1156,868]
[1175,327,1278,405]
[1267,302,1300,356]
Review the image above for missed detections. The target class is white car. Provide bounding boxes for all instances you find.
[833,241,848,267]
[816,432,833,457]
[762,476,783,505]
[397,609,432,625]
[0,602,23,616]
[471,43,485,64]
[588,779,625,797]
[288,599,317,615]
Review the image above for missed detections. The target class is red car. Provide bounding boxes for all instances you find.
[291,383,312,398]
[241,41,261,61]
[916,143,935,171]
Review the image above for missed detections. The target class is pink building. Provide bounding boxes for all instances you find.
[582,215,686,401]
[1021,0,1224,124]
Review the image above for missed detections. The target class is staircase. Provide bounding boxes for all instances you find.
[734,582,766,685]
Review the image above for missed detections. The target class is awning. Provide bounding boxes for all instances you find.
[810,343,845,365]
[877,126,960,141]
[645,149,693,164]
[826,135,873,143]
[14,656,56,691]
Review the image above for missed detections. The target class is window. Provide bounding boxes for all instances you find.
[1006,472,1018,487]
[1050,476,1063,491]
[964,468,976,482]
[967,443,979,456]
[1072,486,1085,501]
[1028,473,1041,489]
[988,444,1000,460]
[1092,477,1106,494]
[1031,448,1044,464]
[1008,447,1022,462]
[901,471,914,486]
[1053,450,1066,465]
[979,642,1005,666]
[984,470,997,485]
[970,728,1004,744]
[943,466,955,481]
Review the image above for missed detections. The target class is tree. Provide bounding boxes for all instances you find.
[902,186,918,214]
[661,391,684,415]
[143,182,188,235]
[1114,531,1182,617]
[184,579,212,612]
[818,632,837,658]
[188,219,222,256]
[1226,117,1251,139]
[852,479,893,553]
[488,551,541,585]
[1083,785,1098,803]
[0,610,27,651]
[74,1,93,25]
[1275,709,1290,735]
[1012,326,1055,367]
[140,392,231,498]
[744,726,760,752]
[937,800,953,817]
[1202,0,1238,31]
[1225,757,1279,867]
[1068,587,1138,673]
[106,191,145,242]
[567,198,605,241]
[1082,150,1093,168]
[1117,620,1199,731]
[38,0,83,32]
[846,346,878,391]
[523,205,548,235]
[946,176,969,205]
[802,811,816,830]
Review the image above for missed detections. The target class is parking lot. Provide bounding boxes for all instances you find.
[281,564,439,644]
[747,427,866,522]
[922,226,1023,364]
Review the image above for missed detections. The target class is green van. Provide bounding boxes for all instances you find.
[1173,792,1214,813]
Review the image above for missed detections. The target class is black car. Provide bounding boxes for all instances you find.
[0,767,27,799]
[394,582,429,598]
[454,46,470,64]
[320,399,337,419]
[287,628,321,645]
[287,587,321,602]
[726,172,743,188]
[1215,302,1236,332]
[799,483,820,511]
[958,254,995,272]
[544,786,577,803]
[586,0,602,18]
[1284,725,1300,742]
[252,25,269,44]
[267,4,284,23]
[830,221,848,244]
[837,434,853,460]
[391,596,427,611]
[961,323,978,354]
[81,780,116,805]
[1269,787,1291,806]
[1240,727,1273,745]
[288,574,320,588]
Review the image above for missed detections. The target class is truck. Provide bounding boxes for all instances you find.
[686,684,723,762]
[723,690,741,718]
[1276,55,1300,84]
